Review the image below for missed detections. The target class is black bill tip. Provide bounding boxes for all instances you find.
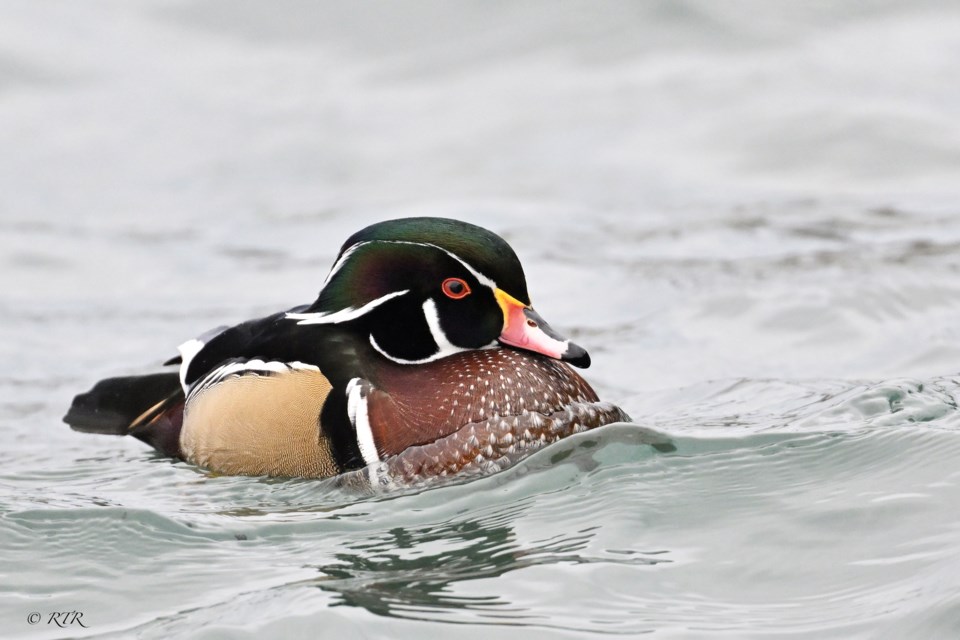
[562,342,591,368]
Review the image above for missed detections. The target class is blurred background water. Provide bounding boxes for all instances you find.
[3,1,960,637]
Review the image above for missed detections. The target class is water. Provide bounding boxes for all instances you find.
[3,1,960,637]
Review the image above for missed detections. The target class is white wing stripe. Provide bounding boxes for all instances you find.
[187,359,320,397]
[177,338,205,394]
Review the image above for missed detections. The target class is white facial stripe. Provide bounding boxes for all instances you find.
[306,240,499,327]
[285,289,409,325]
[328,239,499,289]
[368,334,457,365]
[422,299,468,358]
[416,242,498,290]
[321,241,367,288]
[346,378,379,465]
[369,334,434,365]
[368,299,470,365]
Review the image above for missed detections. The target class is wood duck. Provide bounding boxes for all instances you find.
[64,217,630,483]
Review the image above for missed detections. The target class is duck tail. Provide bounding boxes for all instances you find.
[64,372,186,458]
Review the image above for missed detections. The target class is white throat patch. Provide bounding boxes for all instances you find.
[368,298,470,365]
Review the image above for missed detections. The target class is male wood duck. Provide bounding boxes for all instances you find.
[65,217,630,483]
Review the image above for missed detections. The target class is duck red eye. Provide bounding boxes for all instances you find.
[441,277,471,300]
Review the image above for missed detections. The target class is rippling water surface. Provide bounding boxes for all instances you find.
[3,1,960,638]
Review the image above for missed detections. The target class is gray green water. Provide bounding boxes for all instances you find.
[3,1,960,638]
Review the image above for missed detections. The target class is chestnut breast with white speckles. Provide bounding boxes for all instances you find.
[364,348,631,481]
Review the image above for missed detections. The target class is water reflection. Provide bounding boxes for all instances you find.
[298,426,677,622]
[307,510,667,622]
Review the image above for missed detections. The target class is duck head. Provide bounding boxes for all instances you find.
[286,217,590,368]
